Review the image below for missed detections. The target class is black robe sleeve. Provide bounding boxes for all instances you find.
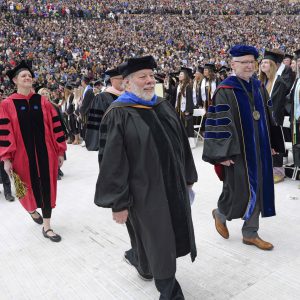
[202,88,241,164]
[180,116,198,184]
[94,108,132,212]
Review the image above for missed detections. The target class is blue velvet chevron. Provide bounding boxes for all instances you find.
[207,104,230,113]
[205,117,231,127]
[219,76,275,220]
[204,131,231,139]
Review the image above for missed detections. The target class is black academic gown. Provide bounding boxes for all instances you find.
[202,76,277,221]
[281,65,294,92]
[288,78,300,167]
[94,98,197,280]
[85,92,118,151]
[175,84,194,137]
[270,76,290,126]
[79,87,94,138]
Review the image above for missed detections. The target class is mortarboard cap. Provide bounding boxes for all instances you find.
[294,49,300,60]
[34,85,44,93]
[263,49,284,64]
[229,45,259,59]
[81,76,90,84]
[93,79,103,87]
[65,83,73,90]
[284,53,294,60]
[204,63,216,72]
[105,67,121,78]
[180,66,193,79]
[6,60,34,84]
[118,56,157,78]
[218,66,230,73]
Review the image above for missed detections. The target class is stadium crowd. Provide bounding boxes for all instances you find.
[1,1,300,95]
[1,0,300,16]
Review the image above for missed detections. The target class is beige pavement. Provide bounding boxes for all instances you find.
[0,143,299,300]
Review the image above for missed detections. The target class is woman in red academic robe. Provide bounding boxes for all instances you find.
[0,61,67,242]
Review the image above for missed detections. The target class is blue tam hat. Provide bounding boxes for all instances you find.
[229,45,259,59]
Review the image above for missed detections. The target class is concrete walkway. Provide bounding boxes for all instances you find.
[0,143,299,300]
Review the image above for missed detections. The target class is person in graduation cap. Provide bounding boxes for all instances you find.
[283,53,294,67]
[0,60,66,242]
[79,76,94,147]
[164,71,179,106]
[64,83,81,145]
[218,66,230,81]
[199,63,220,111]
[85,67,124,151]
[259,49,290,183]
[175,67,195,145]
[287,49,300,176]
[203,45,279,251]
[192,66,204,108]
[94,55,197,299]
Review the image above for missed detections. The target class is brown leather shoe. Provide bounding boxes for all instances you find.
[212,209,229,239]
[243,236,274,250]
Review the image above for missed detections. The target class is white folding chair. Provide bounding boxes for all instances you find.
[193,108,206,146]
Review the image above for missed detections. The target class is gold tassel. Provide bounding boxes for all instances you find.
[11,171,27,199]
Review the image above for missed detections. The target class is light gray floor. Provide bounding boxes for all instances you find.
[0,143,299,300]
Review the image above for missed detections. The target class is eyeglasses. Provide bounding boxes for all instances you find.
[234,61,256,65]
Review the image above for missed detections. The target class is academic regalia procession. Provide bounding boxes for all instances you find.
[2,3,300,297]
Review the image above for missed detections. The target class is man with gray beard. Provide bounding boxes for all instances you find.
[94,56,197,299]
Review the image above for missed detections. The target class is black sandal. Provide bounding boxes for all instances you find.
[42,228,61,242]
[29,211,43,225]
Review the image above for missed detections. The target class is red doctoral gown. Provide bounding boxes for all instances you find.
[0,92,67,211]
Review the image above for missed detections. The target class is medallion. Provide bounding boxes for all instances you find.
[253,110,260,120]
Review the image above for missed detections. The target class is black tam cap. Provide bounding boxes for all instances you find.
[294,49,300,60]
[105,67,121,78]
[263,49,284,64]
[118,56,157,78]
[6,60,34,84]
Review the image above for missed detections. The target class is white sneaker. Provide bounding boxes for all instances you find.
[81,141,86,147]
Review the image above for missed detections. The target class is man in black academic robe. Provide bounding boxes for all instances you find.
[94,56,197,299]
[79,76,94,144]
[85,69,124,151]
[203,45,277,251]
